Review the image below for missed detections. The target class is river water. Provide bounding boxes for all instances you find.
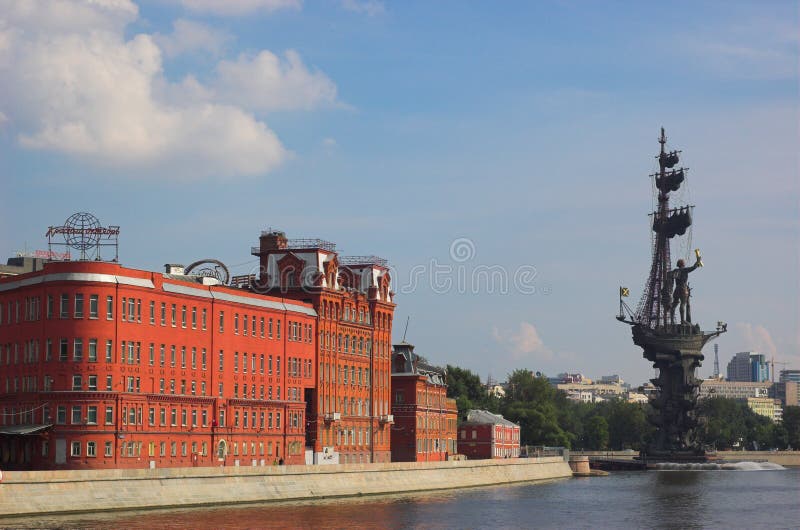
[7,465,799,529]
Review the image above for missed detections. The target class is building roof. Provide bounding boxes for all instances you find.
[0,424,52,435]
[464,409,518,428]
[391,342,446,385]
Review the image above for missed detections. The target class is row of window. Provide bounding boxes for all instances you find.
[318,301,393,332]
[320,363,371,387]
[2,339,308,380]
[57,437,295,460]
[416,438,457,454]
[319,424,389,448]
[2,295,310,345]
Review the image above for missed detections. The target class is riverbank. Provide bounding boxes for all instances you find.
[0,457,571,518]
[571,450,800,467]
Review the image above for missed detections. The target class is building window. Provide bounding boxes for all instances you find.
[71,441,81,457]
[105,340,113,362]
[106,296,114,319]
[105,406,113,424]
[74,294,84,318]
[72,375,82,391]
[181,305,187,328]
[71,406,81,424]
[171,304,177,327]
[88,339,98,362]
[60,294,69,318]
[87,406,97,424]
[56,406,66,424]
[219,311,224,333]
[192,307,197,329]
[89,295,99,318]
[161,302,166,326]
[150,301,155,324]
[88,375,97,391]
[73,339,83,361]
[104,441,113,457]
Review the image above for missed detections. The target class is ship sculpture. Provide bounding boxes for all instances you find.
[617,128,726,461]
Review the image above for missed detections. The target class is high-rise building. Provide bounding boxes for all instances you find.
[726,352,769,382]
[251,231,395,464]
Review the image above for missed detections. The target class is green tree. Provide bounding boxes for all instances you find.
[446,365,497,416]
[781,406,800,449]
[501,370,570,447]
[584,415,609,450]
[605,400,650,450]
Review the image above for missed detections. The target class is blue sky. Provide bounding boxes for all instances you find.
[1,0,798,385]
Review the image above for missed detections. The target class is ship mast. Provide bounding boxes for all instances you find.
[635,127,690,329]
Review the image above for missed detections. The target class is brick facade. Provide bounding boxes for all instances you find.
[0,260,316,470]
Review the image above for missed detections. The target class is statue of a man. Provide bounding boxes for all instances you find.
[669,257,701,324]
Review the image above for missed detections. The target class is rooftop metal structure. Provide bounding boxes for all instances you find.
[251,237,337,255]
[339,255,389,267]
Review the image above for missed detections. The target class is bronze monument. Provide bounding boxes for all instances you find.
[617,128,726,461]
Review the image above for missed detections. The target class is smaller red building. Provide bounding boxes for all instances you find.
[458,410,520,459]
[390,342,457,462]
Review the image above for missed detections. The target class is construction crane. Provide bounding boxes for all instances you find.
[770,357,789,383]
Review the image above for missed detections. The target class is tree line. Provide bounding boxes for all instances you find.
[446,365,800,451]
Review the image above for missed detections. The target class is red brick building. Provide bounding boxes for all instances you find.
[390,342,457,462]
[458,410,520,459]
[0,260,316,470]
[250,231,395,464]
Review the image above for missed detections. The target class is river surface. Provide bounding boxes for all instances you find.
[6,466,798,529]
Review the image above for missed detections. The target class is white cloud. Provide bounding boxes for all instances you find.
[734,322,778,357]
[153,19,231,58]
[179,0,301,16]
[0,0,340,179]
[492,322,554,361]
[212,50,339,112]
[341,0,385,16]
[679,17,799,81]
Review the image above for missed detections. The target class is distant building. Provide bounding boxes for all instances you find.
[565,390,594,403]
[780,370,800,383]
[486,383,506,399]
[746,397,782,423]
[458,410,520,459]
[625,392,649,404]
[0,256,47,279]
[600,375,624,385]
[726,352,769,382]
[390,342,457,462]
[699,380,773,400]
[775,381,799,408]
[556,382,624,401]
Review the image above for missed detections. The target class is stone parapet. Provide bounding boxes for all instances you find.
[0,458,571,517]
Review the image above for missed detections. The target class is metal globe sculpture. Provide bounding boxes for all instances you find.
[63,212,102,251]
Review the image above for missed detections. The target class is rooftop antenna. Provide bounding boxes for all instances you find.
[402,316,410,342]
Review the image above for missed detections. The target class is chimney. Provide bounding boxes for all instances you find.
[164,264,185,275]
[260,230,288,252]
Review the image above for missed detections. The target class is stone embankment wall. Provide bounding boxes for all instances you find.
[716,450,800,467]
[0,457,571,517]
[571,450,800,467]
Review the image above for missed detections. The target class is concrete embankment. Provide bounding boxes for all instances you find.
[0,457,571,517]
[571,450,800,467]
